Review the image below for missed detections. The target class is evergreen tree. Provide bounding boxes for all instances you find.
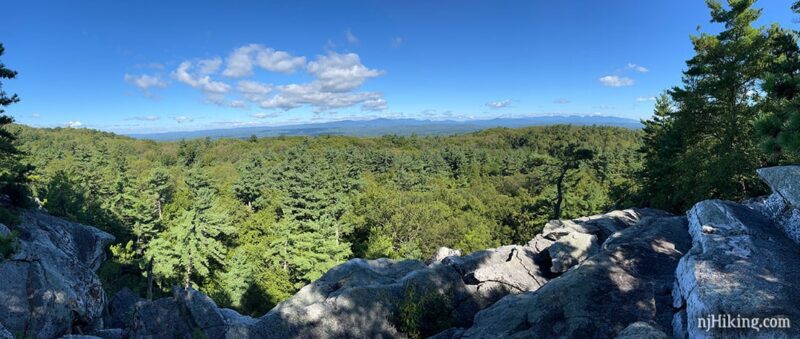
[642,0,770,211]
[547,141,593,219]
[232,155,266,210]
[150,167,231,289]
[756,3,800,161]
[0,43,29,205]
[271,146,353,285]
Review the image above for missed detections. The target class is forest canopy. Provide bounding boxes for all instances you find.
[7,123,642,315]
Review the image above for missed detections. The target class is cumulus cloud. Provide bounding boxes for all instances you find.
[636,96,656,102]
[306,52,383,92]
[234,52,386,113]
[486,99,512,109]
[257,83,384,112]
[173,116,193,123]
[553,98,571,104]
[222,44,306,77]
[599,75,634,87]
[174,60,230,94]
[237,80,273,101]
[346,29,359,44]
[65,121,83,128]
[126,115,161,121]
[625,63,649,73]
[124,73,168,91]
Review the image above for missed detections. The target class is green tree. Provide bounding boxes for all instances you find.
[548,141,594,219]
[232,155,266,210]
[0,43,29,205]
[756,3,800,161]
[642,0,770,211]
[150,167,231,289]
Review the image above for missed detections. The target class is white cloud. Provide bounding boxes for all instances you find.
[362,98,387,111]
[228,100,248,109]
[346,29,359,44]
[636,96,656,102]
[306,52,383,92]
[197,57,223,74]
[173,116,193,123]
[625,63,649,73]
[391,37,403,48]
[31,112,41,118]
[174,60,231,94]
[124,73,167,91]
[599,75,634,87]
[65,121,83,128]
[222,44,306,77]
[251,112,280,119]
[553,98,570,104]
[257,83,385,112]
[237,80,273,101]
[486,99,512,109]
[126,115,161,121]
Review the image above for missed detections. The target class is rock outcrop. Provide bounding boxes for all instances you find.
[0,209,114,339]
[673,199,800,338]
[752,165,800,244]
[450,214,689,338]
[127,287,238,339]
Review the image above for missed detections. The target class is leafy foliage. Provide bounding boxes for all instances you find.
[10,123,642,315]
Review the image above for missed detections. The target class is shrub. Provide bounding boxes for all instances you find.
[0,230,18,259]
[395,286,453,339]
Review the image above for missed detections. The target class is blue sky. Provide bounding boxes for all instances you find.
[1,1,797,133]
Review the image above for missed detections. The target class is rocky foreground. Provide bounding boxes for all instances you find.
[1,165,799,339]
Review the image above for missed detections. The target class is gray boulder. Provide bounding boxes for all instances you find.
[536,208,671,272]
[0,210,114,339]
[247,244,554,339]
[128,287,232,339]
[105,287,143,329]
[752,166,800,244]
[430,246,462,263]
[128,297,193,339]
[0,223,9,236]
[459,215,690,338]
[673,199,800,338]
[548,232,598,273]
[615,321,668,339]
[757,165,800,207]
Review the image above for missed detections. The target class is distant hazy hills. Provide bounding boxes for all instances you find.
[127,115,642,141]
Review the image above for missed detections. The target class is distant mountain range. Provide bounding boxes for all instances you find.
[127,115,642,141]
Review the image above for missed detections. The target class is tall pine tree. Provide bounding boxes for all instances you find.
[149,167,231,289]
[641,0,770,211]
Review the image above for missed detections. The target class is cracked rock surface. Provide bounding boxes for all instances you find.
[449,215,689,338]
[0,210,114,339]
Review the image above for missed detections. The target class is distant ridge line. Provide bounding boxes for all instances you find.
[127,115,642,141]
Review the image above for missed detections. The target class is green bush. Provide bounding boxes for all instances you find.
[395,286,453,339]
[0,206,20,226]
[0,230,18,259]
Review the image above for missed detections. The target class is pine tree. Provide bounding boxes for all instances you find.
[271,146,353,285]
[547,141,593,219]
[642,0,770,211]
[232,155,266,210]
[149,167,231,289]
[756,3,800,161]
[0,43,30,205]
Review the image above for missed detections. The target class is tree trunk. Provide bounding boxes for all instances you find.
[156,199,163,220]
[146,257,154,300]
[554,167,568,220]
